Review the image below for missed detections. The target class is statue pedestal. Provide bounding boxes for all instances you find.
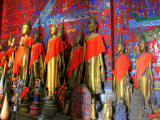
[39,99,58,120]
[19,102,29,113]
[30,104,39,116]
[97,111,103,120]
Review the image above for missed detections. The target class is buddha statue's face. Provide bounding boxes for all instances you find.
[34,34,40,42]
[92,100,94,103]
[22,25,29,35]
[76,36,81,44]
[105,100,107,104]
[57,32,61,38]
[117,44,123,53]
[8,40,11,47]
[51,26,57,35]
[126,77,130,83]
[139,41,146,51]
[88,21,97,33]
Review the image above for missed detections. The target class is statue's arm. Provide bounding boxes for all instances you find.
[29,50,33,88]
[61,51,65,77]
[58,53,61,72]
[113,63,116,92]
[99,53,105,82]
[149,62,154,90]
[2,64,7,83]
[66,47,73,76]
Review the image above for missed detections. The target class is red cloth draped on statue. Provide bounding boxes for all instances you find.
[7,47,15,58]
[112,54,132,81]
[29,43,45,71]
[45,37,64,64]
[68,46,83,78]
[62,41,68,55]
[23,37,34,46]
[0,60,8,75]
[13,46,26,74]
[85,35,106,62]
[13,36,34,75]
[149,112,160,119]
[0,51,6,61]
[134,52,155,89]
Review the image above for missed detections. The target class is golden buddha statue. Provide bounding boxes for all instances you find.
[13,18,34,87]
[103,100,108,118]
[44,24,64,99]
[29,20,45,90]
[124,75,132,111]
[134,32,155,104]
[7,33,15,62]
[84,14,106,96]
[66,29,85,90]
[112,35,132,100]
[104,99,112,120]
[57,23,66,78]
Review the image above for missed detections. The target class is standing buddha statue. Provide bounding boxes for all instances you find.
[7,33,15,62]
[13,18,34,87]
[84,13,106,95]
[29,20,45,90]
[66,29,85,90]
[44,24,64,99]
[112,35,132,100]
[134,31,155,104]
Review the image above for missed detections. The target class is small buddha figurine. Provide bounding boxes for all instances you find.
[7,33,15,62]
[44,24,64,99]
[124,75,132,111]
[57,23,66,78]
[134,31,155,104]
[84,13,106,96]
[29,20,45,90]
[13,18,34,87]
[33,79,41,105]
[0,43,6,62]
[104,99,112,120]
[4,61,13,94]
[66,28,85,90]
[91,99,96,120]
[112,34,132,100]
[103,100,108,118]
[149,90,158,114]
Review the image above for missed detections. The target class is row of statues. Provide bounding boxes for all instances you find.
[0,13,156,119]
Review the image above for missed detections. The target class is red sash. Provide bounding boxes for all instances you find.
[149,112,160,119]
[29,43,45,71]
[112,54,132,81]
[45,37,64,64]
[0,51,6,61]
[68,46,83,78]
[0,60,8,75]
[23,37,34,46]
[85,35,106,62]
[13,46,27,74]
[7,47,15,58]
[134,52,155,89]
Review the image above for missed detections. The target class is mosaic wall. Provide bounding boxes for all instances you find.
[0,0,112,87]
[113,0,160,84]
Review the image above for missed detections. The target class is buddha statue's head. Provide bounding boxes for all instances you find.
[92,99,95,104]
[51,24,57,36]
[57,23,64,40]
[0,43,4,51]
[2,54,7,62]
[88,13,97,33]
[105,100,107,104]
[117,35,124,54]
[139,31,147,52]
[76,29,83,45]
[8,33,13,47]
[8,61,13,69]
[22,18,32,36]
[126,75,131,83]
[107,99,112,105]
